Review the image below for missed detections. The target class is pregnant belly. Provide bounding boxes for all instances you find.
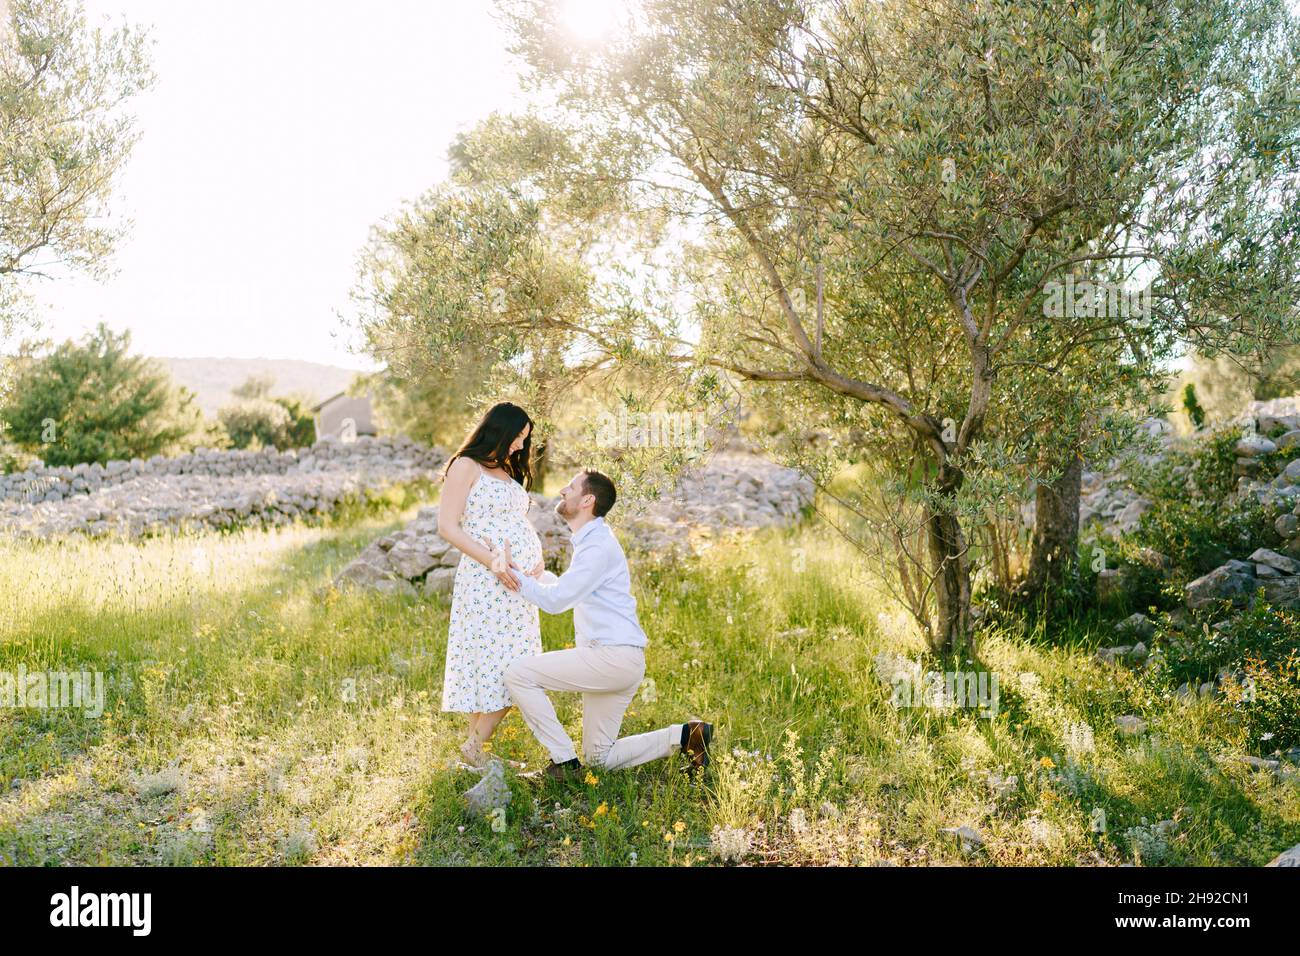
[474,520,542,565]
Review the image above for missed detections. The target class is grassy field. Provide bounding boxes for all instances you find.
[1,500,1298,866]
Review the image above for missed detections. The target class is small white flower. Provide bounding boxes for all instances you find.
[710,825,752,862]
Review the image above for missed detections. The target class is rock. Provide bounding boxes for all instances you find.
[462,759,512,814]
[337,561,393,589]
[373,578,418,598]
[1184,561,1256,610]
[1116,612,1156,640]
[1272,513,1297,538]
[1286,460,1300,482]
[1266,843,1300,866]
[1115,715,1147,736]
[1278,430,1300,451]
[1261,576,1300,609]
[1250,547,1300,575]
[940,824,984,853]
[1114,499,1151,532]
[423,567,457,597]
[1241,755,1280,772]
[1095,645,1134,665]
[1236,434,1277,457]
[386,544,438,579]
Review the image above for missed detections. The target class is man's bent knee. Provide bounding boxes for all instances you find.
[503,658,531,690]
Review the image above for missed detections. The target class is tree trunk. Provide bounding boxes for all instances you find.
[925,466,974,656]
[1024,451,1083,595]
[531,440,549,491]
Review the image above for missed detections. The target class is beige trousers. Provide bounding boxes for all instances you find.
[504,644,681,769]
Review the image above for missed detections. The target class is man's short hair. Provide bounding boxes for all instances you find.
[580,469,617,518]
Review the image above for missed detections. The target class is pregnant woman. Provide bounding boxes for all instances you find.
[438,402,546,768]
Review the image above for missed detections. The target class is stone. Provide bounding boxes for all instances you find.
[940,824,984,853]
[1261,576,1300,608]
[1235,434,1277,457]
[386,544,438,579]
[423,567,457,596]
[1241,755,1280,772]
[1095,646,1133,665]
[1266,843,1300,867]
[372,578,418,598]
[1115,715,1147,736]
[1184,561,1256,610]
[1249,547,1300,575]
[1278,429,1300,451]
[1275,513,1299,538]
[1116,612,1155,640]
[462,759,512,814]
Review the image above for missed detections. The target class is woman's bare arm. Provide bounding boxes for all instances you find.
[437,457,519,590]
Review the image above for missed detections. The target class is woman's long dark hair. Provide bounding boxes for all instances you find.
[444,402,534,490]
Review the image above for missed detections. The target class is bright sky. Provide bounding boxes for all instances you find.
[29,0,528,370]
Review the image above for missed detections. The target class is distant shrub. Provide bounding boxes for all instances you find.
[218,398,291,450]
[219,376,317,450]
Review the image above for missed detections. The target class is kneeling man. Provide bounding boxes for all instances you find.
[493,469,712,781]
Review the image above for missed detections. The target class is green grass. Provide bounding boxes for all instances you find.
[0,506,1297,866]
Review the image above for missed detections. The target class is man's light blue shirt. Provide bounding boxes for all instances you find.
[511,517,648,648]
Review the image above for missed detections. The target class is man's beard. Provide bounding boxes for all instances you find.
[554,498,574,519]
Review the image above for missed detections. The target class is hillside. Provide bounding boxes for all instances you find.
[155,357,363,416]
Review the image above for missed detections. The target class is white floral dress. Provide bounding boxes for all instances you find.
[440,464,544,713]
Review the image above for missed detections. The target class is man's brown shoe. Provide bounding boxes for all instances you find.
[680,720,713,775]
[543,758,582,782]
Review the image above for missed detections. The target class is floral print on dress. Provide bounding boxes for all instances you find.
[440,465,544,713]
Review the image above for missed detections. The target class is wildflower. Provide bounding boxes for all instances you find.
[628,851,638,865]
[1039,756,1055,770]
[489,807,507,833]
[594,802,609,817]
[584,771,599,786]
[710,826,752,863]
[673,820,686,833]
